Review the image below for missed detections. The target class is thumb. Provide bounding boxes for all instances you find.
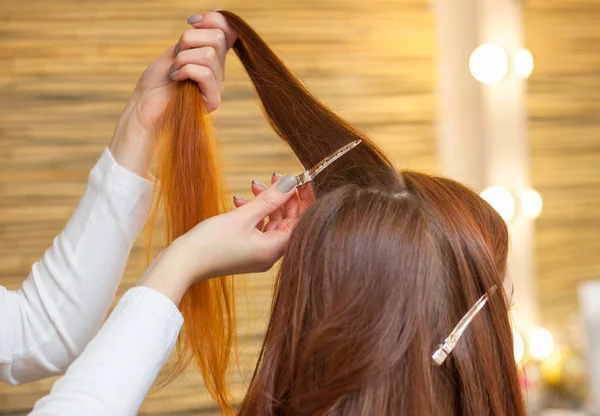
[241,175,298,223]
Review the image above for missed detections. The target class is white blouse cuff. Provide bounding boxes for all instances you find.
[92,148,154,198]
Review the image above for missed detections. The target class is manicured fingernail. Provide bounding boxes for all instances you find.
[169,65,179,78]
[173,44,179,56]
[277,174,297,193]
[187,14,203,24]
[233,195,246,201]
[273,172,282,178]
[252,180,267,189]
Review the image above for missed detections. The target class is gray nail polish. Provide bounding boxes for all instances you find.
[273,172,283,178]
[277,174,297,193]
[187,14,203,24]
[233,195,247,201]
[173,44,179,56]
[170,69,179,78]
[252,180,267,189]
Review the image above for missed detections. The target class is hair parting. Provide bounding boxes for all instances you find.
[146,11,526,415]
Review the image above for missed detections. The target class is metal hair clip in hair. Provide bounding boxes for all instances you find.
[432,286,498,366]
[294,140,362,188]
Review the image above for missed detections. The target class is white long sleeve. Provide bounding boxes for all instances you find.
[0,149,153,385]
[30,286,183,416]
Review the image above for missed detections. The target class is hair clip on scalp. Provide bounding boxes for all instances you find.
[432,286,497,365]
[293,140,362,188]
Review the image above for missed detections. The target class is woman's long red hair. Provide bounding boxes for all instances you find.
[147,11,526,415]
[147,82,235,411]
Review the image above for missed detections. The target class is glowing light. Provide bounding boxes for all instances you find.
[522,188,543,219]
[529,327,554,361]
[480,186,515,222]
[469,44,509,84]
[513,330,525,363]
[514,48,534,78]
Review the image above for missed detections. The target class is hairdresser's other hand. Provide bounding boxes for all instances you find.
[109,10,238,179]
[138,174,314,305]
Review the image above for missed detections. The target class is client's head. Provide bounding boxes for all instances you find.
[153,11,525,414]
[239,171,524,416]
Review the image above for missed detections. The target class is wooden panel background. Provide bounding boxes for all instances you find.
[525,1,600,333]
[0,0,436,414]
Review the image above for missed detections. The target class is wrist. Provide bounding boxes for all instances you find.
[109,104,155,180]
[136,241,206,306]
[109,137,152,180]
[167,235,211,283]
[136,257,189,307]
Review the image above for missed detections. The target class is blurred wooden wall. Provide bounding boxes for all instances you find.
[0,0,436,413]
[525,1,600,334]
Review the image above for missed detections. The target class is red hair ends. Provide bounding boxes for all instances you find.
[147,80,236,412]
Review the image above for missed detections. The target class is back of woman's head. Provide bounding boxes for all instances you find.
[150,10,525,414]
[238,172,525,416]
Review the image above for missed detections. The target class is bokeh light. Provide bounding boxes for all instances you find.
[480,186,516,222]
[522,188,543,219]
[529,327,555,361]
[514,329,525,363]
[469,44,509,84]
[514,48,534,78]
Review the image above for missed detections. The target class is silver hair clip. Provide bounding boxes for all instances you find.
[432,286,497,365]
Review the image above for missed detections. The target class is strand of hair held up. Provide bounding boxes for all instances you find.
[146,80,235,413]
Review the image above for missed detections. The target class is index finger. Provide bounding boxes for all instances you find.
[187,11,239,49]
[235,175,298,224]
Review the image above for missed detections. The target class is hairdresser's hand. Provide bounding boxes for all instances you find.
[109,10,238,179]
[137,174,314,305]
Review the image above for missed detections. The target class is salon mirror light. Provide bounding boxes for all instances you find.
[469,44,509,84]
[469,45,534,83]
[522,188,543,219]
[514,48,534,79]
[514,329,525,363]
[480,186,516,222]
[529,327,555,361]
[480,187,543,221]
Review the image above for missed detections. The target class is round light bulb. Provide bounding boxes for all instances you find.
[469,44,509,84]
[522,189,543,219]
[513,330,525,363]
[529,327,554,361]
[514,48,534,78]
[480,186,515,222]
